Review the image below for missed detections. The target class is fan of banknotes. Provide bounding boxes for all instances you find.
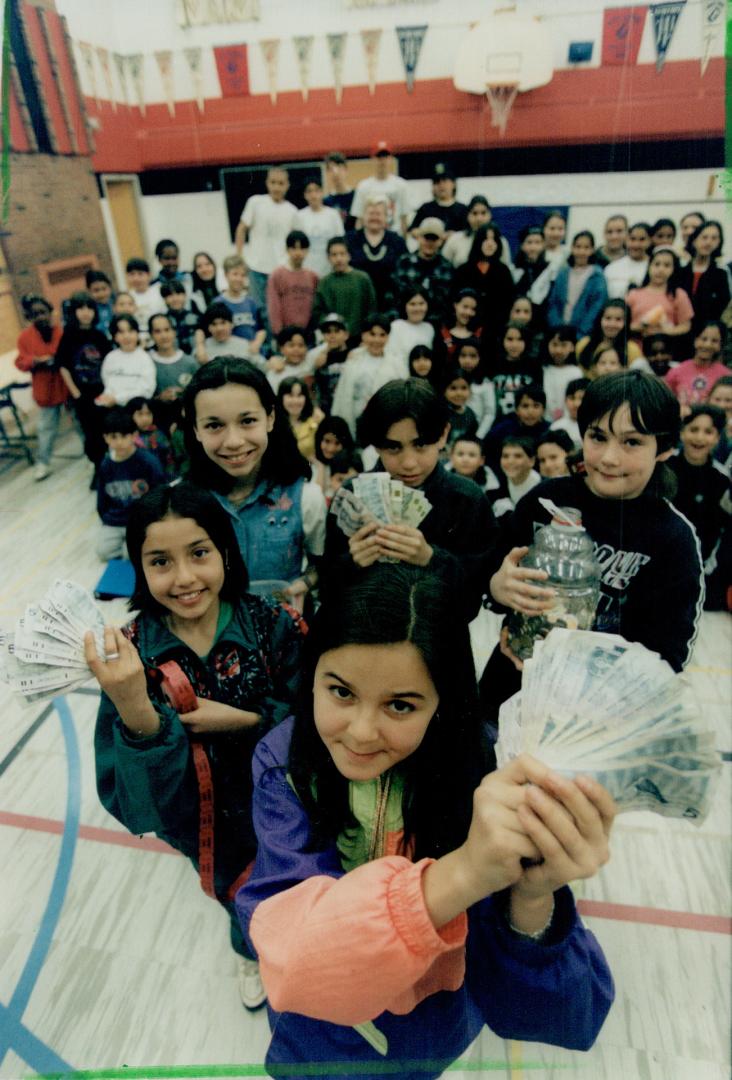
[495,628,721,824]
[0,580,104,703]
[331,473,432,538]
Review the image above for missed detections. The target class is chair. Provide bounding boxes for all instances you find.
[0,381,35,471]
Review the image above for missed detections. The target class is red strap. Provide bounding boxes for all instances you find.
[226,859,255,901]
[158,659,199,713]
[280,602,309,636]
[191,740,216,899]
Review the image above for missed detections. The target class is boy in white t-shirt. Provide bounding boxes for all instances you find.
[125,258,165,345]
[351,141,410,237]
[295,178,344,278]
[234,166,298,313]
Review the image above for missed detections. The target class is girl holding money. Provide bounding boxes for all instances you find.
[322,378,496,619]
[180,357,326,608]
[85,482,306,1009]
[235,563,615,1079]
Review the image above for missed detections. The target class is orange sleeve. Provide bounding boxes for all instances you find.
[250,856,467,1024]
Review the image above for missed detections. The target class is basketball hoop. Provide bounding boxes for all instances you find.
[485,83,518,135]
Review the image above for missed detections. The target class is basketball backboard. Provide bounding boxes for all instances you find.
[453,15,554,95]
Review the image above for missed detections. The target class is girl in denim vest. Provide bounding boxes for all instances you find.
[181,357,326,611]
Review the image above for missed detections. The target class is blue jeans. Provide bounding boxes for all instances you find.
[35,404,62,465]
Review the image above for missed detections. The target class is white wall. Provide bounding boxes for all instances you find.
[99,164,728,287]
[58,0,722,108]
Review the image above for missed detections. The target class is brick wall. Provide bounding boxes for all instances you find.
[2,153,113,304]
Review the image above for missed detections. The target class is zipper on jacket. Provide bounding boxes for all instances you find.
[367,771,392,862]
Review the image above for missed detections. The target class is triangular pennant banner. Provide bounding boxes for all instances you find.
[396,25,427,93]
[96,46,116,111]
[127,53,145,115]
[183,46,205,111]
[701,0,723,75]
[260,38,280,104]
[327,33,346,103]
[155,50,175,116]
[360,29,381,95]
[293,36,314,101]
[650,1,686,72]
[113,53,129,106]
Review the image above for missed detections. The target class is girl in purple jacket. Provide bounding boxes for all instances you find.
[236,563,615,1079]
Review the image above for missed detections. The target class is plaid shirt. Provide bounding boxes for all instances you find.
[392,252,455,322]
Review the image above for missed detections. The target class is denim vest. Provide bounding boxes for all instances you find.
[214,477,305,583]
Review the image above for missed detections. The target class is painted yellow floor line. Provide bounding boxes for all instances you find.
[508,1040,524,1077]
[686,665,732,676]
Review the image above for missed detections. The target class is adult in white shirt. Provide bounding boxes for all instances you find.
[351,141,411,236]
[295,179,344,278]
[234,167,298,313]
[604,221,652,299]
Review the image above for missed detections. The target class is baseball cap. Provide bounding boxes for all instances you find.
[418,217,446,238]
[372,140,393,157]
[432,163,456,182]
[320,312,347,329]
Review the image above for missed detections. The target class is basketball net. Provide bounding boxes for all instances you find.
[485,83,518,135]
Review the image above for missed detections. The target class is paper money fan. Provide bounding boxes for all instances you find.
[0,580,105,703]
[495,628,721,824]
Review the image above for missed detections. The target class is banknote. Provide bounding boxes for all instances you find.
[331,473,433,541]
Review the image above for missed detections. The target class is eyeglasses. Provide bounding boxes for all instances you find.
[422,234,440,241]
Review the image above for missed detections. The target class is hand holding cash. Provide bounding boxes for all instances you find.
[495,628,721,825]
[1,580,110,703]
[331,473,433,566]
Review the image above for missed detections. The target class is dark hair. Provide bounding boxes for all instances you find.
[501,434,536,458]
[126,482,249,616]
[191,252,220,308]
[710,374,732,396]
[362,312,391,335]
[503,321,528,345]
[160,280,187,299]
[66,291,98,326]
[149,311,175,336]
[286,230,310,249]
[515,383,546,409]
[642,247,682,297]
[567,230,596,266]
[400,289,430,319]
[519,225,544,244]
[328,450,362,477]
[680,210,706,229]
[547,323,577,344]
[110,314,140,337]
[103,407,136,436]
[277,375,314,421]
[324,151,347,166]
[155,239,178,259]
[288,564,488,858]
[629,221,652,237]
[537,428,574,454]
[464,195,491,236]
[21,293,52,318]
[85,269,111,288]
[687,219,724,260]
[651,218,677,240]
[566,377,590,397]
[694,320,726,351]
[454,287,479,308]
[453,336,486,383]
[467,223,503,264]
[441,361,470,394]
[590,343,626,371]
[358,378,448,448]
[327,236,349,254]
[578,370,681,455]
[643,332,673,356]
[542,210,566,230]
[314,415,356,465]
[202,302,233,333]
[584,299,631,363]
[682,404,725,433]
[277,324,309,350]
[408,345,436,382]
[181,356,309,494]
[126,257,150,274]
[126,395,152,412]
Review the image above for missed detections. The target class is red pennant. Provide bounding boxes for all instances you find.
[601,6,648,65]
[214,44,250,97]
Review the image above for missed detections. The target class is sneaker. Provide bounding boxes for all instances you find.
[238,957,266,1010]
[33,463,50,482]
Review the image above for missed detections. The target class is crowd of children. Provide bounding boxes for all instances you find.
[12,161,732,1078]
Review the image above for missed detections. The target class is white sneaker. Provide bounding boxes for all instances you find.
[238,956,266,1010]
[33,463,50,482]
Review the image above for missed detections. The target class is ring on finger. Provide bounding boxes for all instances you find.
[105,652,120,661]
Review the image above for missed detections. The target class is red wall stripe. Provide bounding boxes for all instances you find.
[22,2,72,155]
[8,80,32,153]
[42,10,90,156]
[84,58,724,174]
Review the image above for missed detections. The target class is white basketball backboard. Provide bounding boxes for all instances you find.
[453,15,554,94]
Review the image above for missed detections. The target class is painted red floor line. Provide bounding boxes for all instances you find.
[577,898,731,934]
[0,809,178,855]
[2,809,730,933]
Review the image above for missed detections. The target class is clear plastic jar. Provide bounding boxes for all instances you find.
[506,508,601,661]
